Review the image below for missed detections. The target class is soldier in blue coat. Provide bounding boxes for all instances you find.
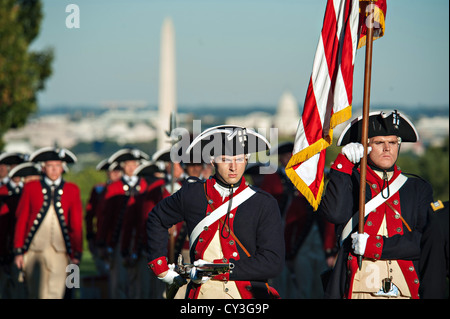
[318,110,433,299]
[146,125,284,299]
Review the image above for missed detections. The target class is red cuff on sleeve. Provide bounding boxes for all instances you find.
[364,235,383,260]
[212,258,230,281]
[331,153,354,175]
[147,256,169,276]
[212,273,230,281]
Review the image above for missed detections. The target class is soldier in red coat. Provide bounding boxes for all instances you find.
[151,148,187,266]
[13,147,83,299]
[133,161,167,298]
[85,159,122,276]
[96,148,149,298]
[318,111,433,299]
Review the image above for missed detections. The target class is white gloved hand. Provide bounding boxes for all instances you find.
[341,143,372,164]
[190,259,211,284]
[157,263,179,284]
[193,259,208,267]
[351,232,370,256]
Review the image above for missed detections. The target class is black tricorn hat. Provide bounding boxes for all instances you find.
[29,147,77,163]
[185,125,271,162]
[107,148,149,164]
[96,159,110,171]
[337,110,419,146]
[152,148,172,163]
[96,159,121,171]
[8,162,41,178]
[0,152,28,165]
[134,161,163,177]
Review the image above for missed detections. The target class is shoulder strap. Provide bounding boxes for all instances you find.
[340,174,408,245]
[204,184,251,258]
[189,184,256,251]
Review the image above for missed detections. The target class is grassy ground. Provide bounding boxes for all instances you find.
[79,250,98,277]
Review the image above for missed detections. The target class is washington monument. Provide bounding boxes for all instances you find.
[157,17,176,150]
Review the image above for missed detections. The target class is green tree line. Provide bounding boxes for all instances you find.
[0,0,53,150]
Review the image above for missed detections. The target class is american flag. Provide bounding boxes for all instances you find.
[286,0,359,210]
[286,0,388,211]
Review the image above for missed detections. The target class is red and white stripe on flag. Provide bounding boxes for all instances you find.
[286,0,359,211]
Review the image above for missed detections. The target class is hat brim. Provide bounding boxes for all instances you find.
[8,162,41,178]
[29,147,77,163]
[134,161,163,177]
[0,152,27,165]
[96,159,110,171]
[107,148,149,163]
[337,110,419,146]
[186,125,271,161]
[152,148,172,162]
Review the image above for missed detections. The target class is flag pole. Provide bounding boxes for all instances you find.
[357,2,375,270]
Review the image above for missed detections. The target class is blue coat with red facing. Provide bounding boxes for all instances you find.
[147,176,285,299]
[318,153,433,299]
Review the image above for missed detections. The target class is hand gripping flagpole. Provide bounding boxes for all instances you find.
[357,1,376,270]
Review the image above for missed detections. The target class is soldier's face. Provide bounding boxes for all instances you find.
[185,163,203,178]
[166,162,184,179]
[122,160,139,176]
[213,154,247,186]
[43,161,64,181]
[108,169,122,182]
[368,135,399,170]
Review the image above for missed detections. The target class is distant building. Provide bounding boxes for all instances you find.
[3,106,158,151]
[272,91,300,137]
[225,91,300,138]
[4,115,78,150]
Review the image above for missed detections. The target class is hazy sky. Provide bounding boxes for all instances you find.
[32,0,449,110]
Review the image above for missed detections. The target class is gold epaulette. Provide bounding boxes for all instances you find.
[430,200,444,212]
